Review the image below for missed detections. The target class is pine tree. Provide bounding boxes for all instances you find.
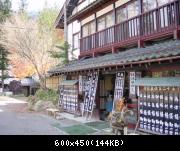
[19,0,27,14]
[0,0,11,22]
[0,0,11,92]
[0,46,10,91]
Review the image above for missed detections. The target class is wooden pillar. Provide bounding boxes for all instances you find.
[112,47,116,54]
[173,29,180,40]
[138,40,144,48]
[93,52,96,58]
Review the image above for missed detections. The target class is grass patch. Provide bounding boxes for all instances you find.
[51,123,63,129]
[85,121,110,130]
[59,124,97,135]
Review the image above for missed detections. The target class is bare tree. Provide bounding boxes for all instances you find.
[0,14,60,89]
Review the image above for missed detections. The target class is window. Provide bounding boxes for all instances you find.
[143,0,174,12]
[116,7,127,23]
[127,1,139,19]
[97,17,105,31]
[106,13,114,28]
[82,21,96,37]
[143,0,157,12]
[97,12,113,31]
[116,0,140,24]
[73,33,80,49]
[82,24,89,37]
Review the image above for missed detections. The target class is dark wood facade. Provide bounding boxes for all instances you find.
[79,0,180,58]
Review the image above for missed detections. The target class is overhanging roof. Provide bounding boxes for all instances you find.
[134,78,180,87]
[21,78,40,87]
[48,40,180,74]
[54,0,79,28]
[60,80,78,86]
[55,0,110,28]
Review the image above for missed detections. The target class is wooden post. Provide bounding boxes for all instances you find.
[173,29,180,40]
[93,52,96,58]
[138,40,144,48]
[64,1,68,42]
[112,47,116,54]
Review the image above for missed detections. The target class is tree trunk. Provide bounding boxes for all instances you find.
[1,69,4,92]
[38,74,47,90]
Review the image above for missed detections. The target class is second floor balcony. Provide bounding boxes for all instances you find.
[80,0,180,57]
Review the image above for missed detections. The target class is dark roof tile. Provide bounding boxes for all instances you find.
[48,40,180,74]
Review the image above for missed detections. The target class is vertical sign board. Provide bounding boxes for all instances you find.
[159,88,164,134]
[139,86,180,135]
[169,89,174,135]
[139,89,145,129]
[174,89,179,135]
[129,72,141,97]
[113,72,125,111]
[79,75,87,94]
[83,72,99,114]
[164,91,169,135]
[155,87,160,133]
[146,87,152,131]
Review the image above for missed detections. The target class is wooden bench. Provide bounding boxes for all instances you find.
[46,108,60,118]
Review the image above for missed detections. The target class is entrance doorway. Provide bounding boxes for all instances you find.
[98,74,116,121]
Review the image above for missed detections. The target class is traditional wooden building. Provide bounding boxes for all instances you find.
[50,0,180,135]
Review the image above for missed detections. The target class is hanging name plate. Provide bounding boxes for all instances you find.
[129,72,142,96]
[113,72,125,111]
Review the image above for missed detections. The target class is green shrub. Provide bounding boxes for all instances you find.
[35,89,59,105]
[27,95,38,111]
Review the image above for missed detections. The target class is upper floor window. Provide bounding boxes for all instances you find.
[97,12,114,31]
[82,21,96,37]
[73,33,80,49]
[127,1,139,19]
[116,0,139,24]
[143,0,175,12]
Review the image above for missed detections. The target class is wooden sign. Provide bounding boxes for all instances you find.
[83,72,99,113]
[129,72,141,96]
[79,75,87,94]
[113,72,125,111]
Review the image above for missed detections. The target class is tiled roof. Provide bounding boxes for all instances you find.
[48,40,180,74]
[60,80,78,86]
[134,77,180,87]
[56,0,109,28]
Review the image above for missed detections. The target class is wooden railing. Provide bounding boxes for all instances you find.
[80,0,180,53]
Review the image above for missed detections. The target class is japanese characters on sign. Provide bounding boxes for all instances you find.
[83,72,99,112]
[129,72,141,96]
[114,72,125,101]
[139,86,180,135]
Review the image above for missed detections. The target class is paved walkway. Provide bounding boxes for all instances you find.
[0,96,66,135]
[0,96,112,135]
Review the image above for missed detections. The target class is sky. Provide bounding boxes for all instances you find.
[12,0,65,12]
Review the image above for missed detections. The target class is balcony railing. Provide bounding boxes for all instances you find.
[80,0,180,53]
